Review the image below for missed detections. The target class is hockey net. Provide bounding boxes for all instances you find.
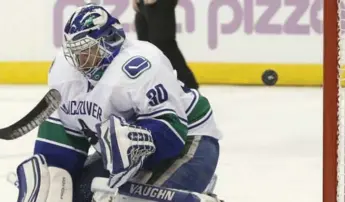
[324,1,345,202]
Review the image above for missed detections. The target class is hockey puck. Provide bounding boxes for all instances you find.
[261,69,278,86]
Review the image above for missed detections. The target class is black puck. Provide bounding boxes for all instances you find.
[262,69,278,86]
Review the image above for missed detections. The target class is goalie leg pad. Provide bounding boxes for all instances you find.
[46,167,73,202]
[16,154,50,202]
[16,154,73,202]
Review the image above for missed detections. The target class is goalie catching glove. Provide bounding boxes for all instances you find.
[95,115,156,189]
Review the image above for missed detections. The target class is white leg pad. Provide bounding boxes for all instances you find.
[15,155,73,202]
[16,155,51,202]
[46,167,73,202]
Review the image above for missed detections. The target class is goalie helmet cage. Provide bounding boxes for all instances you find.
[324,0,344,202]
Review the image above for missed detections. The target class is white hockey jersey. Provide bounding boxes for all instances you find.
[35,39,221,175]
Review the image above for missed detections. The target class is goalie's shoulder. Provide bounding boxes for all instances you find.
[102,45,159,87]
[48,48,86,92]
[48,48,84,85]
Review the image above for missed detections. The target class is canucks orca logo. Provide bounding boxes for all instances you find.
[122,56,151,79]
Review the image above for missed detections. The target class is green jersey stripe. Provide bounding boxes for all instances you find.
[136,109,188,126]
[37,121,90,154]
[155,113,188,143]
[187,94,211,124]
[46,119,84,138]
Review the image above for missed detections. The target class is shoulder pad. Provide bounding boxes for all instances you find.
[122,56,151,79]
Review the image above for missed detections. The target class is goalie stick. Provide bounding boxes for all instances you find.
[92,177,224,202]
[0,89,61,140]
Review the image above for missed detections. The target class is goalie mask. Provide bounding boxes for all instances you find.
[62,4,125,84]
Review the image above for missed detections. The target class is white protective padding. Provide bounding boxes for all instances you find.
[46,167,73,202]
[16,155,51,202]
[96,115,155,189]
[15,154,73,202]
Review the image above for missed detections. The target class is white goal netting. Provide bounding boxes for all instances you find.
[338,1,345,201]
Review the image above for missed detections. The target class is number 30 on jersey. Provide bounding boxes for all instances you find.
[146,84,168,106]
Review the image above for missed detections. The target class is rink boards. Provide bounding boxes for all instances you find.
[0,0,325,86]
[0,62,323,86]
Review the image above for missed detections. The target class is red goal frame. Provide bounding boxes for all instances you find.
[323,1,339,202]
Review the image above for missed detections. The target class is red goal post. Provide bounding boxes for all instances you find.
[323,1,343,202]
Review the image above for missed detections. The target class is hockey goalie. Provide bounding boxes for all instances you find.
[11,3,222,202]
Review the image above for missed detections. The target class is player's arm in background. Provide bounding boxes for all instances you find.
[119,55,188,168]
